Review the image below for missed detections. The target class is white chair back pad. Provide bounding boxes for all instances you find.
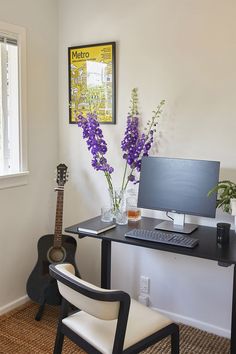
[55,264,120,321]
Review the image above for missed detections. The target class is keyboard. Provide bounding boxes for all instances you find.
[125,229,199,248]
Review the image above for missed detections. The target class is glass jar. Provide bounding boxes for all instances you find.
[126,189,141,222]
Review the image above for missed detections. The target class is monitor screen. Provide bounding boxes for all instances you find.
[138,156,220,219]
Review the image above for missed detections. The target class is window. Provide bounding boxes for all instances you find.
[0,22,28,189]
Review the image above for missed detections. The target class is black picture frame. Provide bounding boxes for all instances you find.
[68,42,116,124]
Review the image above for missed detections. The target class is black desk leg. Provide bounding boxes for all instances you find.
[231,265,236,354]
[101,239,111,289]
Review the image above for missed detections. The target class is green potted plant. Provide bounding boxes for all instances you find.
[208,180,236,214]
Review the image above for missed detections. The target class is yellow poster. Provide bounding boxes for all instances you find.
[68,42,116,124]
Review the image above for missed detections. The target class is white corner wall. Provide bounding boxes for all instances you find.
[0,0,58,312]
[57,0,236,337]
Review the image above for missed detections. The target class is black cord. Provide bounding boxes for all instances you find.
[166,211,174,221]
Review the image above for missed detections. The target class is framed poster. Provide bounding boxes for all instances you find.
[68,42,116,124]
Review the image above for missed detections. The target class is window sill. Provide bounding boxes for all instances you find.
[0,171,29,189]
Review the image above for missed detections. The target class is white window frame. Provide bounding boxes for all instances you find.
[0,21,28,189]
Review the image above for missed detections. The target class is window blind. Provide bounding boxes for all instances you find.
[0,35,17,46]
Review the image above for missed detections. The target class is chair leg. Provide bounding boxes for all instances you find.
[171,326,179,354]
[53,298,70,354]
[53,329,65,354]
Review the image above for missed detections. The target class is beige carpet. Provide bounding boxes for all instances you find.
[0,302,230,353]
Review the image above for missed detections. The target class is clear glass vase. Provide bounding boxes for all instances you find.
[109,189,128,225]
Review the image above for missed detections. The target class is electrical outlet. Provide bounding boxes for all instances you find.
[138,294,149,306]
[140,276,150,294]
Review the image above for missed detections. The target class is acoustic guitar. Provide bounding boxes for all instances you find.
[26,164,78,319]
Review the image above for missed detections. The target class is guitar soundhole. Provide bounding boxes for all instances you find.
[47,247,66,263]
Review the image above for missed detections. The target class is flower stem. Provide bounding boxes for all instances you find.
[121,161,128,192]
[123,168,135,191]
[104,171,119,211]
[104,171,113,194]
[145,102,163,137]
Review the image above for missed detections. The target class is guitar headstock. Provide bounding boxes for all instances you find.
[56,164,68,187]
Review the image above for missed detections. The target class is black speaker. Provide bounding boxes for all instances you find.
[216,223,230,245]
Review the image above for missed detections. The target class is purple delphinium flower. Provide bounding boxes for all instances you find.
[134,129,154,172]
[121,93,165,188]
[121,115,139,166]
[77,112,114,174]
[121,122,154,183]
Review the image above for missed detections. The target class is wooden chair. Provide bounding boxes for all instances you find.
[49,263,179,354]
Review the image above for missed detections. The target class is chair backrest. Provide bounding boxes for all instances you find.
[50,263,130,320]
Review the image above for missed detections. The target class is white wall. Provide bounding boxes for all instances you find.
[58,0,236,337]
[0,0,58,312]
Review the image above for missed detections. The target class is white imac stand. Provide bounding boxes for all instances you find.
[155,213,198,234]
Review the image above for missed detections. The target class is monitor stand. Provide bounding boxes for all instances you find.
[155,213,198,234]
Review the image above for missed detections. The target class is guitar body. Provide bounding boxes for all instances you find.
[27,234,77,305]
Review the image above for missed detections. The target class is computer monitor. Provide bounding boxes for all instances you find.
[137,156,220,234]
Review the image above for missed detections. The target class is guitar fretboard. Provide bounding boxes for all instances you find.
[54,188,64,248]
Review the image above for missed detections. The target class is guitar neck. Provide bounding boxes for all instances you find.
[54,187,64,248]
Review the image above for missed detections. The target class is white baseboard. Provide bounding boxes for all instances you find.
[152,306,231,339]
[0,295,29,315]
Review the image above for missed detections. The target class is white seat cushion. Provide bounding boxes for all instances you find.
[62,299,173,354]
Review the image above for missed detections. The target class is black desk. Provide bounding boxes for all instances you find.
[65,216,236,354]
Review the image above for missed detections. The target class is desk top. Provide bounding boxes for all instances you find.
[65,216,236,265]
